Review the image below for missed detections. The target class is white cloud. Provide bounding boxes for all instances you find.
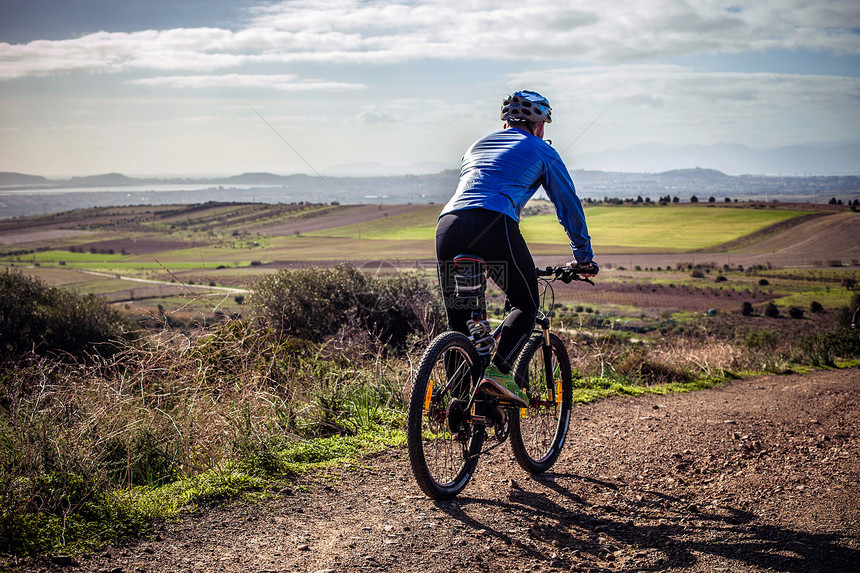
[508,65,860,147]
[357,110,397,124]
[1,0,858,79]
[130,74,365,91]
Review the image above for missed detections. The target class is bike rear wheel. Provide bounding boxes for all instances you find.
[407,331,485,499]
[509,332,573,474]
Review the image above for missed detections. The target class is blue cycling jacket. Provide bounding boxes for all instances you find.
[440,127,593,263]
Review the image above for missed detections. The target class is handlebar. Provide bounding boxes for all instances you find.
[536,265,595,286]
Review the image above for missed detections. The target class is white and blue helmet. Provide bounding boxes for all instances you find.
[501,90,552,124]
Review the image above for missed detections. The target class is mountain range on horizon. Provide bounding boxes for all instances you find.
[275,140,860,178]
[0,141,857,182]
[573,141,860,176]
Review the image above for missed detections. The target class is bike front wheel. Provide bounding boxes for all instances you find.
[509,332,573,474]
[407,331,485,499]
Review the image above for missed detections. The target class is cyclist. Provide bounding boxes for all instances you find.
[436,90,597,408]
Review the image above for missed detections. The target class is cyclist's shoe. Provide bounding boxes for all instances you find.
[479,365,528,408]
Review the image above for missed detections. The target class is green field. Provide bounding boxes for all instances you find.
[305,205,440,240]
[521,205,807,251]
[302,204,809,253]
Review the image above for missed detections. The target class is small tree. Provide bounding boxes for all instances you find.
[690,195,699,203]
[741,301,754,316]
[810,301,824,313]
[788,306,804,319]
[764,301,780,318]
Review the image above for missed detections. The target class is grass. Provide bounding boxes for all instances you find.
[569,376,721,404]
[521,205,808,251]
[298,204,811,253]
[0,319,413,557]
[771,287,856,309]
[304,205,440,240]
[2,430,399,557]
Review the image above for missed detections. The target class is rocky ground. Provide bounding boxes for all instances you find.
[12,368,859,573]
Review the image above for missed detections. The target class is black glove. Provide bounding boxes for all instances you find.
[568,261,599,276]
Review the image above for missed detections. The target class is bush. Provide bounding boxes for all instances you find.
[741,301,754,316]
[764,302,780,318]
[743,330,779,349]
[249,264,444,349]
[835,293,860,328]
[758,278,770,286]
[613,348,689,385]
[0,269,133,363]
[690,269,705,278]
[715,275,727,282]
[799,327,860,366]
[788,306,804,319]
[810,301,824,313]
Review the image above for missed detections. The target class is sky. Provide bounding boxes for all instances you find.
[0,0,858,177]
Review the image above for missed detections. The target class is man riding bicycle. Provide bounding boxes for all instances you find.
[436,90,598,408]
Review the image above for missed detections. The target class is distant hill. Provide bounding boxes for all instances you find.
[654,168,732,182]
[218,172,310,185]
[66,172,137,186]
[576,141,860,176]
[0,172,51,187]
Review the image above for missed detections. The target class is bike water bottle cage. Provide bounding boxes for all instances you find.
[453,255,487,299]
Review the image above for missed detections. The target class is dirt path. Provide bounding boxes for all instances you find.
[20,368,859,573]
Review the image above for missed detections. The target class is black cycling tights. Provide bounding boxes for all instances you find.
[436,208,538,374]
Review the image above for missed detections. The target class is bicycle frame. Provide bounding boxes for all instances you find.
[450,255,591,420]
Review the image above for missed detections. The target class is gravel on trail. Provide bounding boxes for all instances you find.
[14,368,859,573]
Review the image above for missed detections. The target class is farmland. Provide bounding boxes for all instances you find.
[0,200,858,332]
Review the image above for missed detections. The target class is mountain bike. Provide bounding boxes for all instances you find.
[407,255,594,499]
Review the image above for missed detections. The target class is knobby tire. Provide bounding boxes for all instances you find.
[509,332,573,474]
[407,331,485,499]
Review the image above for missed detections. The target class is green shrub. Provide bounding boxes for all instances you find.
[835,293,860,328]
[799,327,860,366]
[810,301,824,313]
[758,278,770,286]
[788,306,804,319]
[0,269,133,363]
[764,302,780,318]
[743,330,779,349]
[741,301,754,316]
[715,275,727,282]
[249,264,444,349]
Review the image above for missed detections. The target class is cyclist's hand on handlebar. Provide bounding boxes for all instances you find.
[567,260,599,277]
